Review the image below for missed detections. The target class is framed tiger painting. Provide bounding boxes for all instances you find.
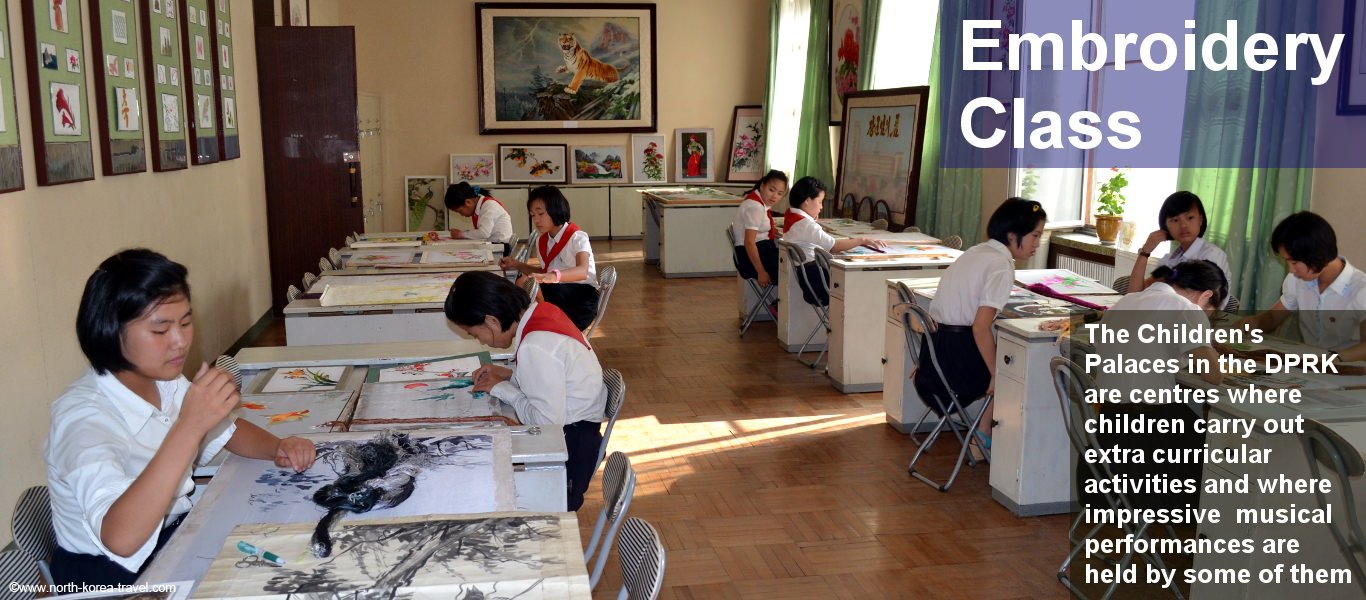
[475,3,657,134]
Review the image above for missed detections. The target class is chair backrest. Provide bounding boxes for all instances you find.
[725,226,744,270]
[11,486,56,587]
[856,197,874,222]
[941,234,963,250]
[318,257,334,273]
[0,548,39,600]
[872,200,891,224]
[781,241,828,308]
[840,194,856,219]
[617,518,666,600]
[344,235,356,246]
[214,354,242,390]
[286,284,302,303]
[1049,357,1120,487]
[812,246,835,280]
[302,271,318,290]
[1111,275,1131,295]
[583,266,618,339]
[328,247,341,267]
[1225,295,1240,312]
[516,230,540,263]
[1301,423,1366,582]
[585,451,637,589]
[897,295,965,411]
[520,277,540,301]
[598,369,627,468]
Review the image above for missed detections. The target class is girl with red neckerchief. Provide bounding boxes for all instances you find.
[500,185,600,330]
[730,170,788,290]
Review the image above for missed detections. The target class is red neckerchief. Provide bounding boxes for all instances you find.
[537,223,582,267]
[745,191,775,240]
[472,196,505,229]
[518,302,591,355]
[783,208,808,233]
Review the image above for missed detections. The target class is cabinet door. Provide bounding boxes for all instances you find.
[561,187,611,239]
[609,188,644,238]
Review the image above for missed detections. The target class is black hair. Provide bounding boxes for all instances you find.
[751,169,789,193]
[444,271,530,332]
[1270,211,1338,271]
[986,197,1047,248]
[76,249,191,375]
[1151,259,1227,310]
[1158,191,1207,238]
[528,185,571,226]
[789,176,826,210]
[444,182,479,211]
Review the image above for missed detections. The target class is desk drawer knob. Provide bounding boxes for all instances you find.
[881,358,887,364]
[1003,355,1014,365]
[833,282,840,288]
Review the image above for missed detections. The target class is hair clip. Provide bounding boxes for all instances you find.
[472,185,483,196]
[1031,204,1041,212]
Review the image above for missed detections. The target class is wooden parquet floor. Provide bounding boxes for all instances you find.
[253,241,1188,599]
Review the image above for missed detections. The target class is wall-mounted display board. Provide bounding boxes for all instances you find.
[140,0,188,170]
[0,4,24,192]
[209,0,236,159]
[90,0,146,175]
[178,0,217,163]
[21,0,95,185]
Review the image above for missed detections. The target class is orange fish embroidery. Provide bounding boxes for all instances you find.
[240,402,266,410]
[266,410,310,424]
[404,383,429,389]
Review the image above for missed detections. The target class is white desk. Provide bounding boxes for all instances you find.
[827,250,961,392]
[283,297,461,346]
[641,188,744,278]
[989,318,1073,516]
[235,339,511,368]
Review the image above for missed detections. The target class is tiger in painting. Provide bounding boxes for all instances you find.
[556,33,619,95]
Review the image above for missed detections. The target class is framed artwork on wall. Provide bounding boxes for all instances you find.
[835,87,930,227]
[829,0,862,124]
[1339,0,1366,114]
[497,144,567,184]
[406,175,448,232]
[725,105,765,183]
[674,128,714,184]
[22,0,95,185]
[179,0,219,164]
[209,0,238,158]
[0,4,24,192]
[475,3,657,134]
[449,154,497,185]
[90,0,147,175]
[630,134,666,184]
[141,0,188,171]
[570,144,626,184]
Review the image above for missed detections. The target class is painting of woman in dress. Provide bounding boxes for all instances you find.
[686,134,704,177]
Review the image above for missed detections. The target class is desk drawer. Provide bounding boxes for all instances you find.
[996,335,1029,381]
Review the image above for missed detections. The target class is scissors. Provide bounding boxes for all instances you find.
[235,554,282,569]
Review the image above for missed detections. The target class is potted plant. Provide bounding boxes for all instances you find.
[1094,167,1128,244]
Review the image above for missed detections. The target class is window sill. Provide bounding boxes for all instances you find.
[1050,230,1169,261]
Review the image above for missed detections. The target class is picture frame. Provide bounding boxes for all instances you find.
[630,134,666,184]
[0,3,24,193]
[835,87,930,227]
[725,105,765,183]
[22,0,95,185]
[143,0,187,171]
[497,144,568,184]
[208,0,238,159]
[90,0,147,176]
[475,3,657,134]
[1339,0,1366,114]
[829,0,863,124]
[449,153,497,185]
[570,144,627,184]
[405,175,449,232]
[179,0,219,164]
[282,0,308,26]
[674,128,714,183]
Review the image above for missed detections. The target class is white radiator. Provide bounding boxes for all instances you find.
[1055,253,1115,285]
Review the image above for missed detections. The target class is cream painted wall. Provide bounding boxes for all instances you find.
[336,0,769,232]
[0,0,270,544]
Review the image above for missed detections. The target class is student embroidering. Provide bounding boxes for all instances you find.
[444,182,515,256]
[499,185,600,331]
[45,249,316,587]
[781,176,887,305]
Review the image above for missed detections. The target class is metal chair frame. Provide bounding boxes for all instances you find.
[318,257,334,273]
[598,369,627,469]
[616,518,666,600]
[10,486,56,587]
[1302,424,1366,595]
[584,452,637,590]
[725,226,776,336]
[583,266,618,339]
[779,241,831,368]
[302,271,318,291]
[0,547,41,599]
[286,284,302,303]
[214,354,243,391]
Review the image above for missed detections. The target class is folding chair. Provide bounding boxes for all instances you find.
[598,369,626,468]
[1301,423,1366,595]
[0,547,40,600]
[872,200,891,228]
[286,285,302,303]
[516,230,540,263]
[583,266,618,339]
[1111,275,1131,295]
[856,197,874,221]
[779,241,830,368]
[10,486,56,587]
[725,226,775,336]
[893,282,937,446]
[301,271,318,290]
[318,257,334,273]
[584,452,637,590]
[520,277,540,301]
[1051,356,1184,600]
[328,248,342,268]
[840,194,857,219]
[940,234,963,250]
[344,235,356,246]
[616,518,666,600]
[901,302,993,492]
[214,354,243,391]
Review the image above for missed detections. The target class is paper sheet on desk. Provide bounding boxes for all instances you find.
[1296,391,1364,410]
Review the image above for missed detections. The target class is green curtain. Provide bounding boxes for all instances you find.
[793,0,833,188]
[914,0,986,242]
[763,1,782,175]
[858,0,881,90]
[1177,0,1316,312]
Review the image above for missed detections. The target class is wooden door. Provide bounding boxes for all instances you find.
[255,27,362,312]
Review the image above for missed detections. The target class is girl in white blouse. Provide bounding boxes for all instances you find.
[1127,191,1232,299]
[500,185,599,330]
[780,176,886,305]
[731,170,788,288]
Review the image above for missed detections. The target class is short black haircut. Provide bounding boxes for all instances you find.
[529,185,571,226]
[986,197,1047,248]
[444,271,530,332]
[444,182,479,210]
[752,169,789,193]
[1158,191,1207,238]
[76,249,191,375]
[1270,211,1337,271]
[789,176,826,210]
[1152,259,1227,309]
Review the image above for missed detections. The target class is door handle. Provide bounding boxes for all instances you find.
[344,151,361,207]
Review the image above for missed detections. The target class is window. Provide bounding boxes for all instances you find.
[766,0,814,177]
[870,1,938,89]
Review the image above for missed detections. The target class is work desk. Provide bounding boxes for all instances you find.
[640,188,745,278]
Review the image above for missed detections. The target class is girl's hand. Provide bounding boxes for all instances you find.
[274,437,317,472]
[1141,230,1167,254]
[861,238,889,250]
[452,229,465,239]
[757,271,772,287]
[180,363,238,436]
[499,257,519,270]
[471,364,513,392]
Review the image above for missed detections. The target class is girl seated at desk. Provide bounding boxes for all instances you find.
[45,249,316,587]
[781,176,887,305]
[446,270,608,511]
[499,185,599,331]
[914,198,1046,451]
[445,182,515,255]
[1126,191,1232,300]
[1240,211,1366,361]
[731,170,788,289]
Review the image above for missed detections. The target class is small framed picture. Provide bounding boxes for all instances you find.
[169,67,178,86]
[631,134,668,183]
[40,43,58,70]
[497,144,568,184]
[151,0,162,14]
[111,10,128,44]
[570,145,627,184]
[725,105,766,183]
[449,154,498,185]
[674,128,715,183]
[155,63,166,84]
[123,57,134,78]
[105,54,119,77]
[191,67,199,85]
[64,49,80,73]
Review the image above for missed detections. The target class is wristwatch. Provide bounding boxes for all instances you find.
[1139,249,1152,257]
